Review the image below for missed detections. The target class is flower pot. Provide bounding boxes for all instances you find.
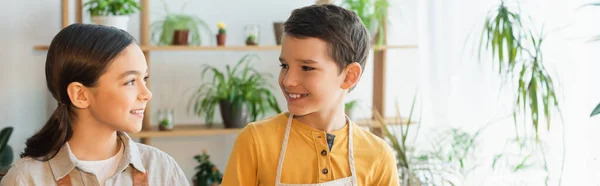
[219,101,248,128]
[173,29,190,45]
[216,34,226,46]
[91,15,130,31]
[273,22,284,45]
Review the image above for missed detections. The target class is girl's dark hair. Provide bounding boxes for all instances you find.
[21,24,135,160]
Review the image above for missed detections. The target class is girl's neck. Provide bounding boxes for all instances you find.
[68,113,120,161]
[295,104,347,132]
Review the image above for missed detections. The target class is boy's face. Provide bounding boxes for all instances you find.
[278,35,359,116]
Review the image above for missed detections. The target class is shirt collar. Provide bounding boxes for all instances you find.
[48,131,146,181]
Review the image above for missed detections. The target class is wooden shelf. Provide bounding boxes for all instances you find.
[34,45,417,51]
[354,117,414,127]
[129,117,411,138]
[129,124,241,138]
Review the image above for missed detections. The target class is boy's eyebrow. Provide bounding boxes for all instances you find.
[278,57,286,62]
[301,59,318,64]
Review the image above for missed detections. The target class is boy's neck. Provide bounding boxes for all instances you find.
[295,105,347,132]
[68,112,121,161]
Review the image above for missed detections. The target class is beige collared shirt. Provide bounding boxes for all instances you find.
[0,132,190,186]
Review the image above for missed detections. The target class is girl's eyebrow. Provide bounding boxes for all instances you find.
[118,70,148,79]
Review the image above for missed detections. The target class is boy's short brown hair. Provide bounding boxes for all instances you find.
[284,4,370,78]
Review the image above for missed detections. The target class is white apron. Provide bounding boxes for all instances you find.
[275,114,358,186]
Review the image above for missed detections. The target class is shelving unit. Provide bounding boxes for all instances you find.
[36,0,417,144]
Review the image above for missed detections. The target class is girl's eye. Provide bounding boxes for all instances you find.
[143,76,149,83]
[302,66,315,71]
[125,79,135,86]
[280,63,289,69]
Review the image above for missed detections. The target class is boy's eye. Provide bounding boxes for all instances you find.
[143,76,149,83]
[302,66,315,71]
[280,64,289,69]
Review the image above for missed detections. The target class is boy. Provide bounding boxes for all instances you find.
[222,4,399,186]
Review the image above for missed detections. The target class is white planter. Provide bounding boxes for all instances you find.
[91,15,130,31]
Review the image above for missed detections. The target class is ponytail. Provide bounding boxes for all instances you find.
[21,103,73,160]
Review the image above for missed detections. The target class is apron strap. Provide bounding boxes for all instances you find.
[132,169,149,186]
[56,174,72,186]
[55,169,148,186]
[275,114,295,184]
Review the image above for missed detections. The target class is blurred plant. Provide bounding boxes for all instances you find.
[189,54,281,125]
[342,0,389,46]
[193,151,222,186]
[84,0,140,16]
[478,0,559,141]
[374,93,477,185]
[151,0,212,45]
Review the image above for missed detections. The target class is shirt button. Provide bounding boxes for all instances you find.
[322,168,329,174]
[321,150,327,156]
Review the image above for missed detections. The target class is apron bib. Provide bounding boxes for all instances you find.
[275,114,357,186]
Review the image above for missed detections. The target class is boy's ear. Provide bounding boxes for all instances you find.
[341,62,362,90]
[67,82,91,109]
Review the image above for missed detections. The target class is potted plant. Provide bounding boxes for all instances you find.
[151,1,212,46]
[216,22,226,46]
[158,109,174,131]
[189,54,281,128]
[192,151,222,186]
[84,0,140,32]
[244,24,260,46]
[342,0,389,46]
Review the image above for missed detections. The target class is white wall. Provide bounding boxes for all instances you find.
[0,0,420,183]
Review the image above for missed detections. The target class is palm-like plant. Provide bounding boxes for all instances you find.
[478,1,559,141]
[189,54,281,126]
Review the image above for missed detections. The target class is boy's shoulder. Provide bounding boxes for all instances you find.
[351,122,394,153]
[244,112,288,133]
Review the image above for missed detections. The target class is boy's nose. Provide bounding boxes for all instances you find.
[282,71,300,87]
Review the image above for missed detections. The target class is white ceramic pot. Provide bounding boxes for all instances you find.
[91,15,130,31]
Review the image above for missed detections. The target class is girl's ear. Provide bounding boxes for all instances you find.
[67,82,91,109]
[341,62,362,90]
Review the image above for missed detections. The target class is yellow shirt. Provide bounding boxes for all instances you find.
[222,112,399,186]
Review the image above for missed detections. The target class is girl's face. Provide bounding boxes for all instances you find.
[86,44,152,133]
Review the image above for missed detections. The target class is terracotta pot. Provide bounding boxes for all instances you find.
[216,34,226,46]
[273,22,284,45]
[173,29,189,45]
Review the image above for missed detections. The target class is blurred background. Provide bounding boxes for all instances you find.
[0,0,599,185]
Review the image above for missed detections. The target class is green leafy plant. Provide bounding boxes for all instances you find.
[478,1,559,141]
[84,0,140,16]
[342,0,389,45]
[151,0,212,45]
[345,100,359,112]
[193,151,222,186]
[0,127,14,173]
[189,54,281,125]
[374,93,466,185]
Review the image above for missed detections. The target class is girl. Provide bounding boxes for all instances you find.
[1,24,189,186]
